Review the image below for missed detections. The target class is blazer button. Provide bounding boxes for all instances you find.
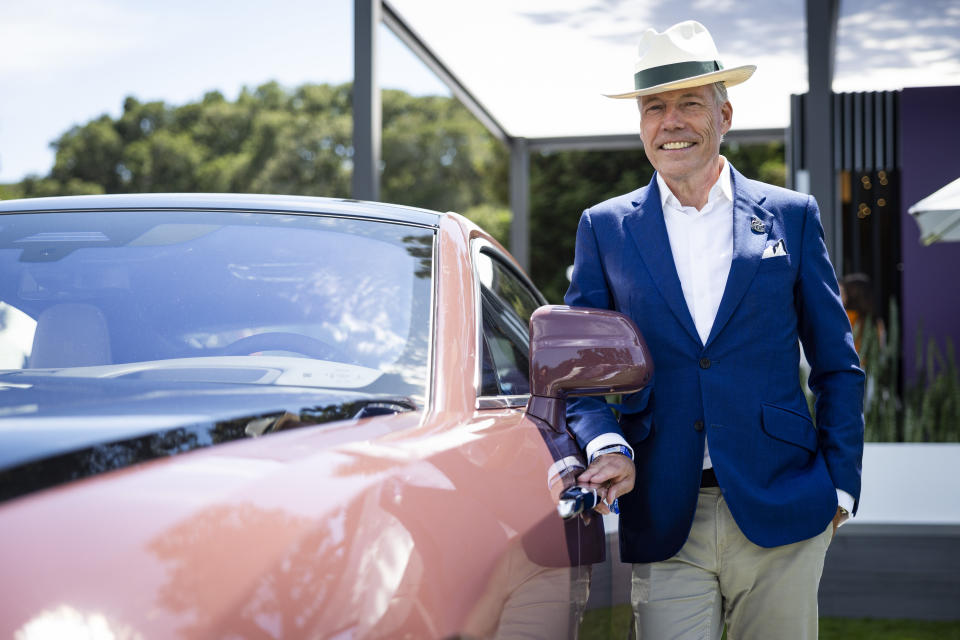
[694,420,705,432]
[699,357,711,369]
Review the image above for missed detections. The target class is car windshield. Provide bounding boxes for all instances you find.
[0,209,433,404]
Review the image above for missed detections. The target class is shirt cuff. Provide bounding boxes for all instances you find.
[586,434,633,463]
[837,489,855,516]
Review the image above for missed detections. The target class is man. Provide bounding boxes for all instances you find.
[565,20,864,639]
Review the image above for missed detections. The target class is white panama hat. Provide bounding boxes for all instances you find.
[606,20,756,99]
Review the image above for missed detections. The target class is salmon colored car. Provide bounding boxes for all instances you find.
[0,194,651,639]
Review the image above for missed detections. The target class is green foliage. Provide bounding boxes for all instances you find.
[819,618,960,639]
[51,115,124,190]
[529,148,653,303]
[13,82,506,214]
[846,297,960,442]
[15,176,103,197]
[905,328,960,442]
[462,203,511,247]
[859,299,900,442]
[722,141,787,186]
[1,182,26,199]
[381,89,507,213]
[579,603,631,639]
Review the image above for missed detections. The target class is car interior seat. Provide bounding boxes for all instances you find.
[29,303,112,368]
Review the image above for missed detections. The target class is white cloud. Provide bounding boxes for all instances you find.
[0,0,159,74]
[693,0,736,11]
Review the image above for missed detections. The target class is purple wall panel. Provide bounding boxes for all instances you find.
[899,86,960,379]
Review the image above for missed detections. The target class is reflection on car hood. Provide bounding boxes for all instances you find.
[0,371,416,503]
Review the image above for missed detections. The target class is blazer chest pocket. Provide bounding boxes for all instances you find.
[761,403,817,452]
[756,254,793,274]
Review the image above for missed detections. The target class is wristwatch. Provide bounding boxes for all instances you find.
[589,444,633,465]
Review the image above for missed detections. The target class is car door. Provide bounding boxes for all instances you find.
[466,240,614,637]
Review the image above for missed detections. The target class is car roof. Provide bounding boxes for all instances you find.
[0,193,442,228]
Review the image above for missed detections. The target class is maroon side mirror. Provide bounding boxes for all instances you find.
[526,305,653,433]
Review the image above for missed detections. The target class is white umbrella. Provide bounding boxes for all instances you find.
[908,177,960,245]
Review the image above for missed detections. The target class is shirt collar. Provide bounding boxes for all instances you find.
[656,156,733,212]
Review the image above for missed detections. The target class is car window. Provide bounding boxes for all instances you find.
[0,210,433,404]
[475,250,542,397]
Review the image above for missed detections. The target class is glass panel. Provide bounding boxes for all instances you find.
[0,210,433,403]
[476,251,540,396]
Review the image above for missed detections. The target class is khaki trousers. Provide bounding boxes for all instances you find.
[631,487,833,640]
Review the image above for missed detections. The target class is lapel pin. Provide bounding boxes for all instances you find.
[751,217,766,234]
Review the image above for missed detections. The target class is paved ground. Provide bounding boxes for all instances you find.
[820,524,960,620]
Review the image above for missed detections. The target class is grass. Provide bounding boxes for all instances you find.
[819,618,960,639]
[579,606,960,639]
[579,604,631,639]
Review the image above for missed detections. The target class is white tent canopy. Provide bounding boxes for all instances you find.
[387,0,960,139]
[909,177,960,245]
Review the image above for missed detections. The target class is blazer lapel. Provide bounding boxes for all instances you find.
[624,178,701,347]
[704,168,774,348]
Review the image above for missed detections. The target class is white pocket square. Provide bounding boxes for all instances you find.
[762,239,788,259]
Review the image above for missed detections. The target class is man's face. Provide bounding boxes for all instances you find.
[638,84,732,186]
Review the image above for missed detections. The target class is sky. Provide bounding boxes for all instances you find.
[0,0,447,182]
[2,0,958,183]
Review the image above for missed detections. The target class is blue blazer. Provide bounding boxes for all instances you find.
[565,167,864,563]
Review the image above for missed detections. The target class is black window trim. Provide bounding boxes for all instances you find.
[470,238,548,408]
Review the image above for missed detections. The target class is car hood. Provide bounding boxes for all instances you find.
[0,369,415,503]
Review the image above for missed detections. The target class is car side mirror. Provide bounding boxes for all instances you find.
[526,305,653,433]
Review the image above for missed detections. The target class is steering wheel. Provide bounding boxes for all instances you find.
[220,332,349,361]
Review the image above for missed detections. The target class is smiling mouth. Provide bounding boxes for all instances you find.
[661,141,695,150]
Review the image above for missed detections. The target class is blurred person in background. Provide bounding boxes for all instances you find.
[840,272,886,352]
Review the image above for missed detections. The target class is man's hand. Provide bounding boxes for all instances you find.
[577,453,635,515]
[832,506,850,535]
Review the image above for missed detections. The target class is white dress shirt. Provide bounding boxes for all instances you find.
[586,158,854,517]
[658,159,734,347]
[658,157,734,471]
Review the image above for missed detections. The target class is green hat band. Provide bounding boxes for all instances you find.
[634,60,723,91]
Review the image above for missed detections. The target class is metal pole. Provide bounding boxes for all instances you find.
[352,0,381,201]
[804,0,841,271]
[509,137,530,271]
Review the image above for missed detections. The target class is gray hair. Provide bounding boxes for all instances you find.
[711,82,728,145]
[710,81,729,106]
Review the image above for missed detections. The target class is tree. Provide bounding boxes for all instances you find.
[5,82,786,298]
[11,82,507,220]
[381,89,506,213]
[529,148,653,303]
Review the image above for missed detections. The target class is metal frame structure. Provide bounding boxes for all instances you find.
[804,0,841,271]
[379,1,508,144]
[355,0,836,270]
[352,0,381,202]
